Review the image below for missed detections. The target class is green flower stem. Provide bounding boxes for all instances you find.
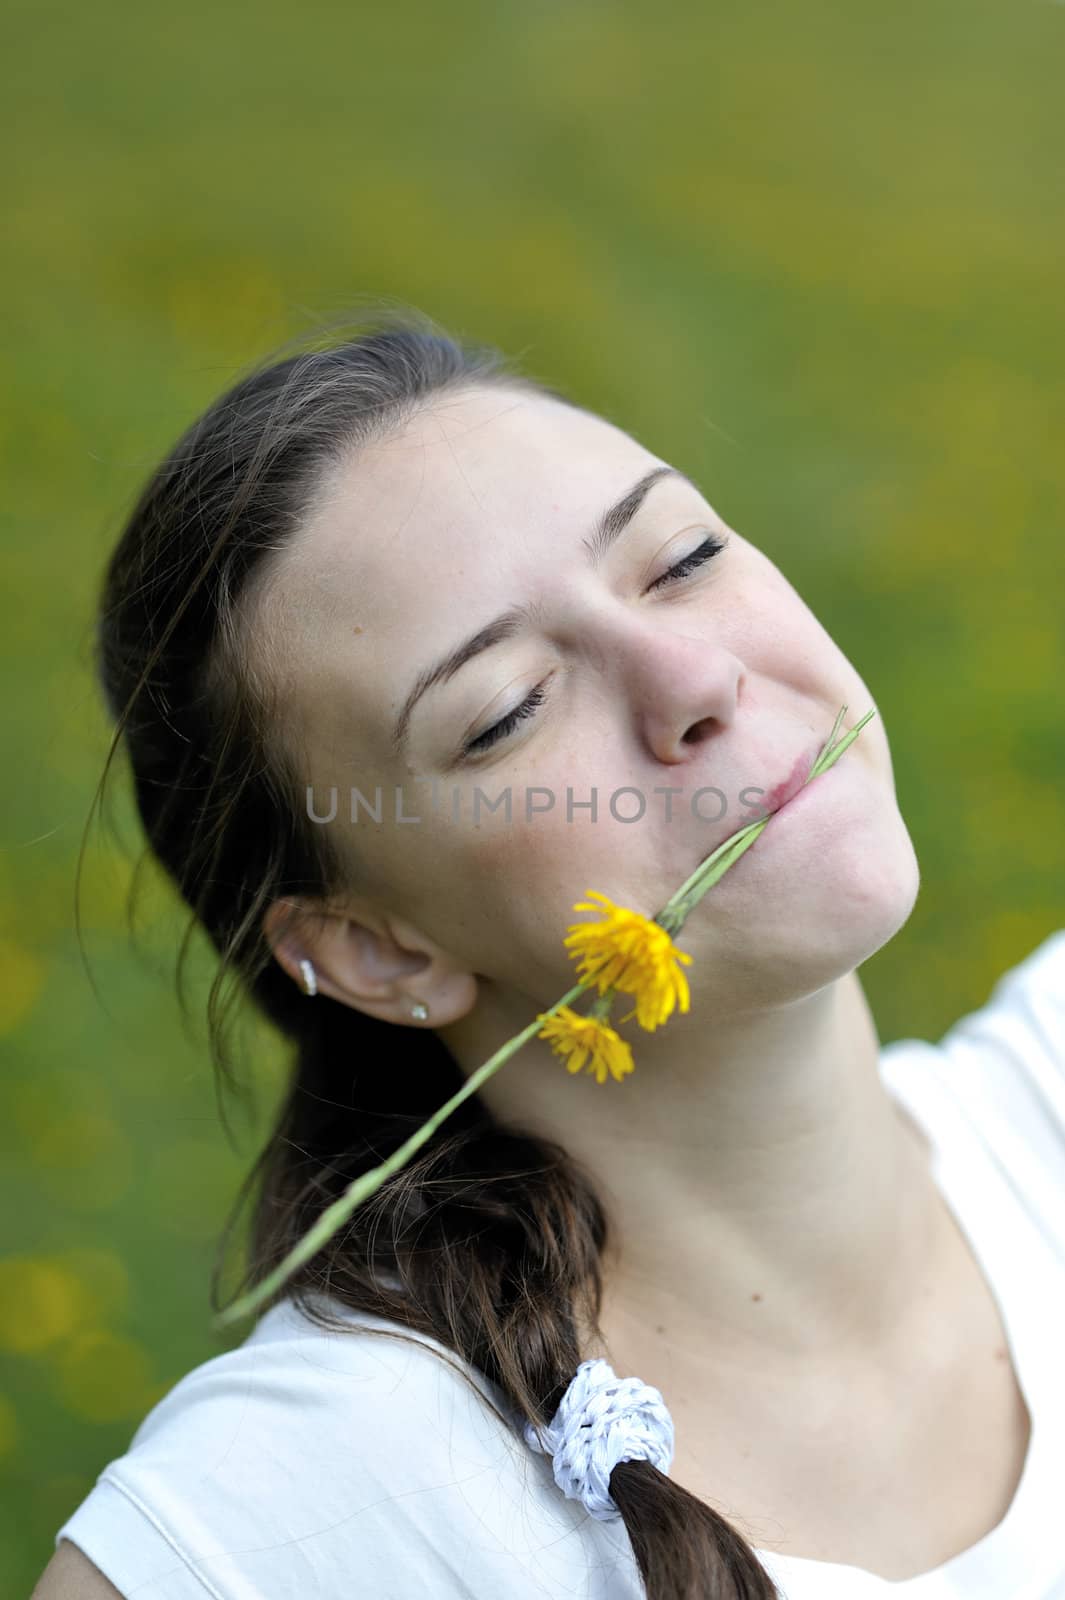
[214,974,595,1327]
[213,703,875,1330]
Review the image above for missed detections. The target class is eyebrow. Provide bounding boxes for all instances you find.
[390,464,698,760]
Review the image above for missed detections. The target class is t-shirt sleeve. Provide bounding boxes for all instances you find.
[53,1301,644,1600]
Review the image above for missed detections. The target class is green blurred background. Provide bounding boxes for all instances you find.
[2,0,1063,1586]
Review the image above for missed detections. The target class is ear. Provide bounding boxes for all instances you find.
[262,896,478,1028]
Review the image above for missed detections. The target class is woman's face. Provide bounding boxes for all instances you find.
[264,383,919,1015]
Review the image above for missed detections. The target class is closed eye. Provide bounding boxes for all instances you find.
[646,531,729,592]
[460,531,729,759]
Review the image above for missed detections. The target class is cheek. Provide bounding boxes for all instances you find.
[731,558,835,658]
[464,790,594,895]
[427,814,585,996]
[461,776,692,976]
[456,786,633,949]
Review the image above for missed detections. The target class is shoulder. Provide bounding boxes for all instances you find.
[50,1296,642,1599]
[102,1293,529,1495]
[883,927,1065,1089]
[937,927,1065,1081]
[881,929,1065,1210]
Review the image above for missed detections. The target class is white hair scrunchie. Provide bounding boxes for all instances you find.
[522,1357,675,1522]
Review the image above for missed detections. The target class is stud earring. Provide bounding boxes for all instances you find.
[410,1000,429,1022]
[299,958,318,997]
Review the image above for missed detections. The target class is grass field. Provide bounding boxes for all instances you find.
[2,0,1063,1586]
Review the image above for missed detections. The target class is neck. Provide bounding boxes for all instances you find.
[440,970,943,1367]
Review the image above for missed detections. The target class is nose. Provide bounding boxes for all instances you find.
[591,614,747,766]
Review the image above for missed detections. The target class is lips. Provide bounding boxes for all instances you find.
[760,741,823,814]
[683,732,828,876]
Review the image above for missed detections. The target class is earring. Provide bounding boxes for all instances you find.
[410,1000,429,1022]
[299,958,318,997]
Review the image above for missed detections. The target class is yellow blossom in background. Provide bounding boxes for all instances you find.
[0,1258,86,1353]
[535,1005,635,1086]
[54,1329,158,1424]
[563,890,693,1031]
[0,937,46,1035]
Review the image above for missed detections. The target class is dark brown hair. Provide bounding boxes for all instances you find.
[85,302,780,1599]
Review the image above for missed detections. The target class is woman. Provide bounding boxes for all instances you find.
[38,309,1065,1599]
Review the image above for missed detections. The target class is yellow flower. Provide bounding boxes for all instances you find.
[535,1006,635,1085]
[563,889,693,1032]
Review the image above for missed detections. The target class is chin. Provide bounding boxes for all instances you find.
[682,809,921,1003]
[776,826,921,987]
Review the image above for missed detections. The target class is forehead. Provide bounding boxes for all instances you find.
[252,385,667,772]
[310,384,656,559]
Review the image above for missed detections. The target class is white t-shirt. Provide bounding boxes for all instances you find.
[55,929,1065,1600]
